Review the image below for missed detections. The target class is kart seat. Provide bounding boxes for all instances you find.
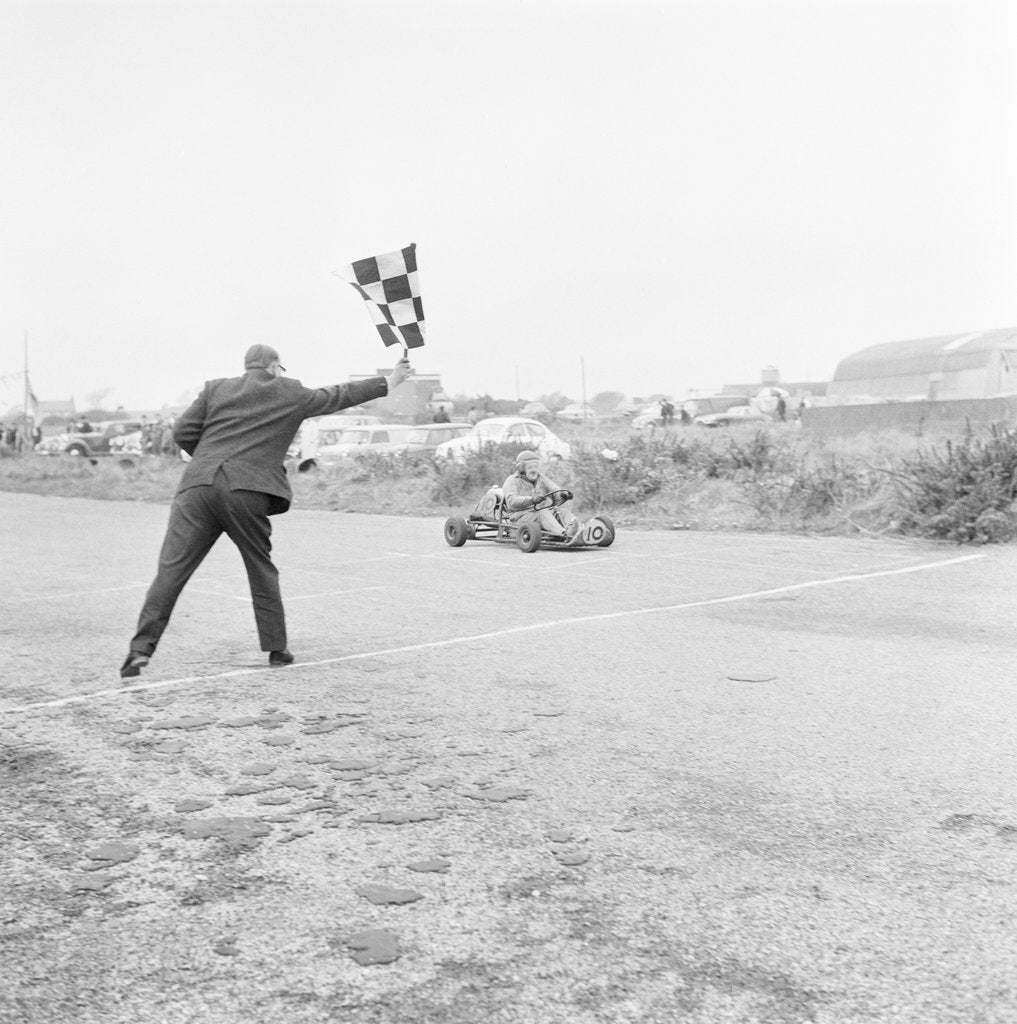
[476,486,504,518]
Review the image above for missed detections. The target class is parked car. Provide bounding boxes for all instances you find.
[286,413,385,470]
[556,402,598,422]
[519,402,553,423]
[109,429,142,449]
[38,420,144,458]
[315,424,415,466]
[312,414,384,441]
[694,404,772,428]
[631,406,666,430]
[434,417,571,462]
[685,396,752,418]
[109,430,145,458]
[392,422,472,455]
[35,434,70,454]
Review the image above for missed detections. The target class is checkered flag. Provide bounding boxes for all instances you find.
[336,242,425,351]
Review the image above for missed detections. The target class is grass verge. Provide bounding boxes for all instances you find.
[2,421,1015,543]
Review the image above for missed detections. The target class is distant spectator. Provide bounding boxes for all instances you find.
[432,407,450,423]
[776,396,787,422]
[466,406,482,425]
[159,419,179,457]
[679,406,692,426]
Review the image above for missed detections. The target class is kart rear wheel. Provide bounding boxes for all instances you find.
[516,523,541,553]
[594,514,616,547]
[444,516,470,547]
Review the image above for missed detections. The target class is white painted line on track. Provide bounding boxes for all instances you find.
[1,551,984,714]
[345,551,418,564]
[353,545,962,583]
[413,550,610,574]
[281,585,390,602]
[182,587,251,603]
[277,564,379,580]
[185,584,391,603]
[11,582,150,604]
[627,553,922,577]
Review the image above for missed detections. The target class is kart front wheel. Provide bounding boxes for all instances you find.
[444,516,470,547]
[592,515,616,547]
[516,523,541,553]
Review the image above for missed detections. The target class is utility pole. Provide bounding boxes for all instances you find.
[23,330,30,438]
[580,355,588,421]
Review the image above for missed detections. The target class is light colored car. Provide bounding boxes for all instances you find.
[315,424,414,465]
[287,414,385,469]
[38,419,144,457]
[392,422,473,455]
[434,416,571,462]
[694,404,772,428]
[109,430,144,456]
[519,402,553,423]
[631,406,666,430]
[314,413,384,434]
[556,402,598,422]
[685,396,752,418]
[35,434,69,454]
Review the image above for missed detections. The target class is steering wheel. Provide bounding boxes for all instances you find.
[532,489,572,511]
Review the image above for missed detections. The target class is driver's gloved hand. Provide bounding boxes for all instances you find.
[562,490,573,502]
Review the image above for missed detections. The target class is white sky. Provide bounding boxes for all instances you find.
[1,0,1015,411]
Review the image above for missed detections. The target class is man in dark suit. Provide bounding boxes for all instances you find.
[120,343,412,679]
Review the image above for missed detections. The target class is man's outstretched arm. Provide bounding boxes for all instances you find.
[305,357,414,417]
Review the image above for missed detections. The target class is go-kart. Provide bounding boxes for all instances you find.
[443,487,615,553]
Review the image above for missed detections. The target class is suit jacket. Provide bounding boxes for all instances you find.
[173,370,388,514]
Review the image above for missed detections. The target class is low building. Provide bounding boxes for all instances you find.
[721,366,828,403]
[36,398,76,423]
[827,328,1017,402]
[720,381,828,401]
[804,328,1017,436]
[347,370,448,422]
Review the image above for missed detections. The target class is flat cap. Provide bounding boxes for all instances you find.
[244,344,285,371]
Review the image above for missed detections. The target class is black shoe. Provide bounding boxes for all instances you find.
[120,652,150,679]
[269,649,294,667]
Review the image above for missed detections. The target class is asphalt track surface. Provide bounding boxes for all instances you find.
[2,491,1015,1024]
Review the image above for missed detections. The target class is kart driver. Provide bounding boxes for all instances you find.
[502,449,579,539]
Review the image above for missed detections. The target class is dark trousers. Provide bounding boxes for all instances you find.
[131,468,286,655]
